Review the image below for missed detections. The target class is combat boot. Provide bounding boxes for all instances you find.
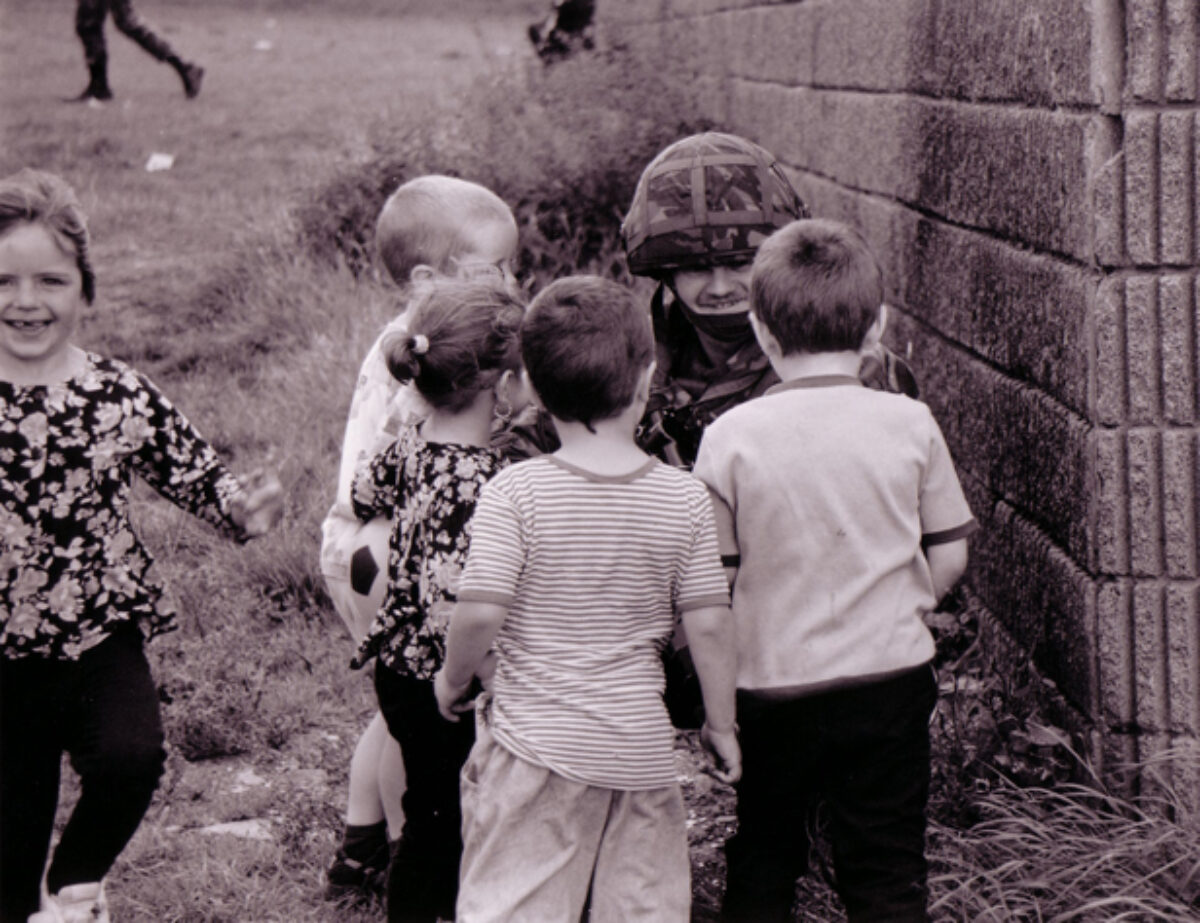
[67,55,113,102]
[169,56,205,99]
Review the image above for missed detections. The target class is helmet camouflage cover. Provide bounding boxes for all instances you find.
[621,132,808,276]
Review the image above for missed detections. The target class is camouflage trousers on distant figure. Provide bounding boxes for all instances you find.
[75,0,181,66]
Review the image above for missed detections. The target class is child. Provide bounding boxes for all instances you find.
[349,278,528,923]
[691,218,977,922]
[434,275,742,923]
[0,168,283,923]
[319,174,519,902]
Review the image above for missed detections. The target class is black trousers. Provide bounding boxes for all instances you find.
[0,627,166,923]
[75,0,181,67]
[374,667,476,923]
[721,664,938,923]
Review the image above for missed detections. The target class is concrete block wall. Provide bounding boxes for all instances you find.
[599,0,1200,767]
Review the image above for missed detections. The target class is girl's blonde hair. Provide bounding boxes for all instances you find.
[0,168,96,304]
[383,279,525,412]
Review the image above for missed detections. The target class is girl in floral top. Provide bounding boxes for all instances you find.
[0,168,284,923]
[348,278,527,923]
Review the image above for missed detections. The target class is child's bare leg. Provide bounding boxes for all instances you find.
[327,711,394,901]
[346,712,389,825]
[377,730,407,840]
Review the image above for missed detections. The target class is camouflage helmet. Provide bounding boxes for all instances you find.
[621,132,808,277]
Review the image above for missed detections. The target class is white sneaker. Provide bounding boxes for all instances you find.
[28,881,109,923]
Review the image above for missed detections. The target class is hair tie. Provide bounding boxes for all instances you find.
[410,334,430,355]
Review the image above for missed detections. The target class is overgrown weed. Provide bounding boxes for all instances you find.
[928,747,1200,921]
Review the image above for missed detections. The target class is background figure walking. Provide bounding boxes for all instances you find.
[71,0,204,102]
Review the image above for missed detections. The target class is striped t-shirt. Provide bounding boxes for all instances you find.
[457,454,730,790]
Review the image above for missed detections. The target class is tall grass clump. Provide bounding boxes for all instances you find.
[293,51,712,291]
[928,747,1200,921]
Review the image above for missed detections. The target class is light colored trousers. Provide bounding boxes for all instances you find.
[457,714,691,922]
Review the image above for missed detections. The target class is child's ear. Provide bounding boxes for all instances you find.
[409,264,437,285]
[747,312,782,362]
[860,303,888,353]
[634,360,656,404]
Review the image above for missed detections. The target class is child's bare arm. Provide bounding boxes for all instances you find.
[706,488,739,587]
[434,600,508,721]
[681,603,741,783]
[926,538,968,602]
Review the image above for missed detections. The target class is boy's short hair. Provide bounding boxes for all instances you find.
[751,218,883,355]
[0,167,95,304]
[522,276,654,430]
[375,175,516,285]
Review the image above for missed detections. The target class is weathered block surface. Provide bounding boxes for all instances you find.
[598,0,1200,759]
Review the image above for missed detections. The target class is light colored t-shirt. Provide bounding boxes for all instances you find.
[319,318,428,639]
[693,375,976,694]
[458,455,730,790]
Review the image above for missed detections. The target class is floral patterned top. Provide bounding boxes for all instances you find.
[1,354,248,661]
[350,424,505,678]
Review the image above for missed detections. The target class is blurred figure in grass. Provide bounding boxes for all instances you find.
[0,168,283,923]
[319,175,520,906]
[527,0,595,62]
[349,280,530,923]
[69,0,204,103]
[692,219,975,921]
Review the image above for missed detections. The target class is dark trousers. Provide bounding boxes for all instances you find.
[75,0,181,67]
[0,627,166,923]
[374,667,476,923]
[721,664,938,923]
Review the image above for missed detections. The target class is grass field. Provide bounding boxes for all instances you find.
[3,1,1200,921]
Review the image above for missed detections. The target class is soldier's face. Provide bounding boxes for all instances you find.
[669,259,753,315]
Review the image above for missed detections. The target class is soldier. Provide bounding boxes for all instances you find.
[621,131,918,470]
[70,0,204,103]
[618,132,920,730]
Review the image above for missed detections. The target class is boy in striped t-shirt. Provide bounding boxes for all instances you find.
[434,276,741,923]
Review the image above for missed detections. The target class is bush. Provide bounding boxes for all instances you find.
[293,52,712,291]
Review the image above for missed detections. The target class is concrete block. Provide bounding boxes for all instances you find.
[1088,116,1126,267]
[1091,0,1125,114]
[1165,583,1200,734]
[594,0,660,24]
[1127,429,1164,577]
[1195,118,1200,262]
[1097,579,1135,728]
[1125,274,1160,424]
[900,216,1091,413]
[1160,274,1196,424]
[662,0,776,15]
[1159,112,1195,264]
[967,498,1096,713]
[1126,0,1164,103]
[1094,428,1130,575]
[810,0,924,92]
[1164,0,1199,101]
[911,0,1092,105]
[748,90,1093,257]
[727,5,817,85]
[913,334,1091,561]
[1095,276,1127,425]
[1162,431,1198,578]
[1125,112,1160,265]
[911,102,1092,260]
[1132,582,1167,731]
